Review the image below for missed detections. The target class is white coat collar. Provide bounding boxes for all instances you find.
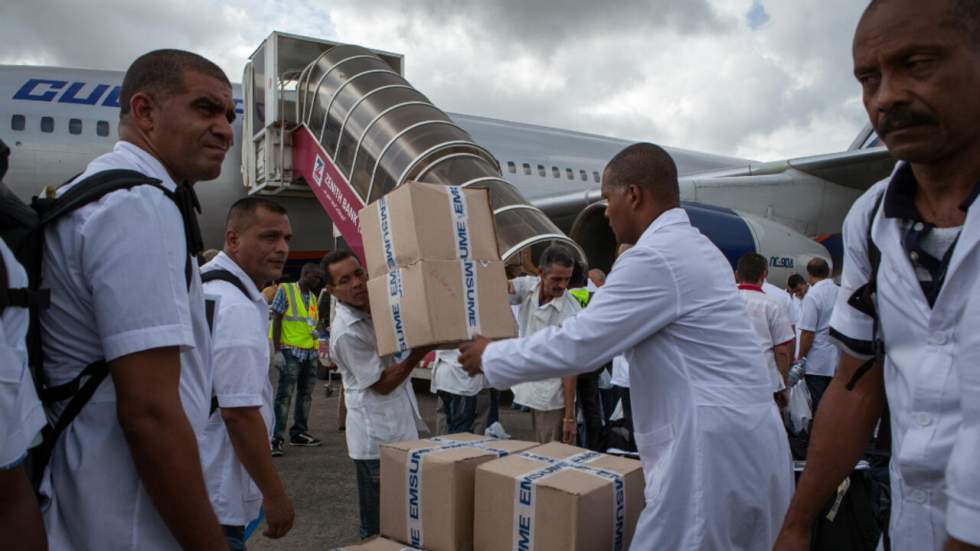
[639,207,690,243]
[202,251,263,302]
[114,141,179,191]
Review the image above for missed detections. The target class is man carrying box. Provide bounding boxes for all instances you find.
[322,250,434,540]
[509,244,582,445]
[461,143,792,549]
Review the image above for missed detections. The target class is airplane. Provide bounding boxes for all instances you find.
[0,33,897,287]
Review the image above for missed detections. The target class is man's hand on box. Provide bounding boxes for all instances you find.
[459,336,491,376]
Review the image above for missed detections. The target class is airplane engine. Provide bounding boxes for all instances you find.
[569,201,831,288]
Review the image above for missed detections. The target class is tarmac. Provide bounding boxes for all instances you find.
[251,371,536,550]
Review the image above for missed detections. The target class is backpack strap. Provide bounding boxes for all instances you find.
[201,269,252,417]
[845,191,885,391]
[30,360,109,488]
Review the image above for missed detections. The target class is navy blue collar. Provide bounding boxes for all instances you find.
[883,163,980,220]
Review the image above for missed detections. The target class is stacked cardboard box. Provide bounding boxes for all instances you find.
[359,181,517,356]
[474,442,644,551]
[380,433,539,551]
[329,536,420,551]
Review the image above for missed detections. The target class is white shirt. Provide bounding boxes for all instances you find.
[509,276,581,412]
[483,208,793,549]
[330,301,420,460]
[829,163,980,551]
[199,252,273,526]
[38,141,213,550]
[0,241,46,468]
[947,287,980,546]
[738,285,794,393]
[799,278,840,377]
[431,349,485,397]
[610,355,630,388]
[764,280,798,328]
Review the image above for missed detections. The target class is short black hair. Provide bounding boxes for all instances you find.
[736,252,768,284]
[120,49,230,118]
[603,143,680,205]
[0,139,8,181]
[538,244,576,273]
[807,257,831,279]
[863,0,980,46]
[787,273,807,289]
[321,249,357,286]
[225,197,288,232]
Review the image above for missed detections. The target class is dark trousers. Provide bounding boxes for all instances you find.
[577,368,605,450]
[487,389,501,426]
[438,390,490,435]
[806,375,833,415]
[223,525,246,551]
[273,349,318,441]
[354,459,381,539]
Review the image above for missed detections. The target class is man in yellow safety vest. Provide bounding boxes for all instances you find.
[269,262,323,456]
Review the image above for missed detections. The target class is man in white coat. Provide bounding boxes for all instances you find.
[460,142,793,550]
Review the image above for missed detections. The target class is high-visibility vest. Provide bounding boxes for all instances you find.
[270,282,319,349]
[569,288,592,309]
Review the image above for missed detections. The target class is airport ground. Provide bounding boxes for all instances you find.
[251,370,536,550]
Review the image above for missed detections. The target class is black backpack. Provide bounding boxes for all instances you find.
[0,169,192,489]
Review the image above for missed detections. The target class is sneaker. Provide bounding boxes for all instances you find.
[289,432,322,447]
[271,439,284,457]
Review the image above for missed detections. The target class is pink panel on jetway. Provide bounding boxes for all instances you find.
[292,125,366,263]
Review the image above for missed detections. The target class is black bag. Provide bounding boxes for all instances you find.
[0,169,188,489]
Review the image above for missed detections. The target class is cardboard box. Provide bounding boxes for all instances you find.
[360,181,499,279]
[329,536,420,551]
[380,434,539,551]
[368,259,516,357]
[474,442,645,551]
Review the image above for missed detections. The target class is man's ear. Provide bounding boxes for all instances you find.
[128,92,157,133]
[626,183,643,210]
[224,229,239,253]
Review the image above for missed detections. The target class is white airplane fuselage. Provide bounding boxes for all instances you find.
[1,64,869,282]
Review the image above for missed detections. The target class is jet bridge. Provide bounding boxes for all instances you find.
[242,31,582,263]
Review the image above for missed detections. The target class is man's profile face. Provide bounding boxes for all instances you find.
[601,173,636,246]
[539,263,573,301]
[228,207,291,286]
[300,267,324,291]
[151,70,235,184]
[790,282,809,299]
[853,0,980,163]
[326,256,369,309]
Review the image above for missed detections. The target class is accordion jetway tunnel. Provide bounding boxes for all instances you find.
[242,32,583,267]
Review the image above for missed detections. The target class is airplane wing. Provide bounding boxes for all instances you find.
[762,146,896,191]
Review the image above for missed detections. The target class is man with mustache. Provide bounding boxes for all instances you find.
[200,197,295,549]
[775,1,980,550]
[39,50,234,550]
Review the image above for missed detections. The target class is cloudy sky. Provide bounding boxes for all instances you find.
[1,0,870,161]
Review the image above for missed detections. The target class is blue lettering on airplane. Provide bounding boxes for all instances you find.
[13,78,245,114]
[769,256,794,269]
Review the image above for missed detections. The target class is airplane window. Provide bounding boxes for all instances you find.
[566,168,574,180]
[97,121,110,137]
[593,171,600,183]
[69,119,83,135]
[507,161,516,174]
[11,114,25,131]
[41,116,54,133]
[552,166,560,178]
[580,169,587,181]
[537,164,545,177]
[522,163,531,175]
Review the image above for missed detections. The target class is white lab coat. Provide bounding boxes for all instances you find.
[483,208,793,550]
[829,163,980,550]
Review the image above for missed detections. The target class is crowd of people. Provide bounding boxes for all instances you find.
[1,0,979,550]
